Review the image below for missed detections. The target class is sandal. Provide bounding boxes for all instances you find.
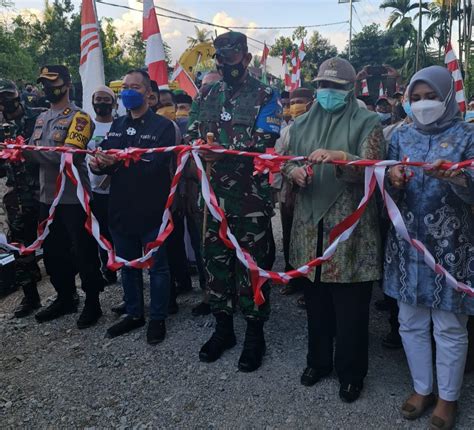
[430,402,458,430]
[401,393,436,420]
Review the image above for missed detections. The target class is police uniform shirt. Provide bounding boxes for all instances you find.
[25,102,94,205]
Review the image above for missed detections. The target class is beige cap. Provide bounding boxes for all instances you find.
[92,85,116,101]
[314,57,356,85]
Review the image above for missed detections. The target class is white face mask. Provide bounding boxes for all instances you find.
[411,99,446,125]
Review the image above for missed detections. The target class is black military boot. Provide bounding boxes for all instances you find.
[77,294,103,329]
[238,319,266,372]
[35,295,78,323]
[14,283,41,318]
[199,312,236,362]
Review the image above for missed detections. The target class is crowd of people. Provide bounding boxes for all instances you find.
[1,30,474,429]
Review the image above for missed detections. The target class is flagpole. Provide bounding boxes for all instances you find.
[348,0,353,60]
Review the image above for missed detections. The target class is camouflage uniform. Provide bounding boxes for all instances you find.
[187,75,281,320]
[0,107,41,294]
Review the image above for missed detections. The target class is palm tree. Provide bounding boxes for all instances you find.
[186,26,212,48]
[380,1,429,66]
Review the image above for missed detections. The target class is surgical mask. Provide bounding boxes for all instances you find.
[316,88,349,113]
[402,101,413,118]
[176,110,189,119]
[121,89,144,110]
[93,102,113,117]
[464,111,474,122]
[44,85,67,103]
[411,99,446,125]
[290,103,308,119]
[157,105,176,121]
[377,112,392,122]
[218,61,246,86]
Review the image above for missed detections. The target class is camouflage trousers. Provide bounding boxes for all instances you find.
[204,215,273,321]
[3,190,41,289]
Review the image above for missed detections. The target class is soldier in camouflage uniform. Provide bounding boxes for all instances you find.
[186,32,281,372]
[0,79,42,317]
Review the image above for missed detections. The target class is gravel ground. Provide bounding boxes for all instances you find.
[1,215,474,429]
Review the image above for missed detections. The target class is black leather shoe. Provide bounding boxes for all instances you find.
[300,367,331,387]
[147,320,166,345]
[106,316,145,338]
[77,297,103,329]
[14,297,41,318]
[111,301,126,315]
[35,297,78,323]
[192,302,211,316]
[339,382,363,403]
[199,313,236,363]
[238,320,266,372]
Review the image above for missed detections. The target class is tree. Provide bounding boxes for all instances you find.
[186,26,212,48]
[346,24,399,72]
[380,0,422,28]
[0,26,36,81]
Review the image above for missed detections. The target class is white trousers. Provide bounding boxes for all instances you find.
[398,301,469,401]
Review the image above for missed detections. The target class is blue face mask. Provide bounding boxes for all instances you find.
[377,111,392,122]
[465,111,474,122]
[121,89,144,110]
[403,101,413,119]
[316,88,349,113]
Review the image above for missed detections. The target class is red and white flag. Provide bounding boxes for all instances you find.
[261,43,270,66]
[79,0,105,116]
[143,0,168,88]
[290,49,301,91]
[298,40,306,62]
[171,63,198,98]
[379,82,384,98]
[445,41,466,112]
[361,79,369,96]
[282,49,291,91]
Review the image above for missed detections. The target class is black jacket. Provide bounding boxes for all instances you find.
[100,109,175,235]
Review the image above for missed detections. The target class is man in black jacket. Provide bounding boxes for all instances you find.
[90,70,175,345]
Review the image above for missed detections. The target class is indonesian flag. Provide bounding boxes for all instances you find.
[445,41,466,112]
[143,0,168,88]
[298,40,306,62]
[282,49,291,91]
[171,63,198,98]
[79,0,105,116]
[361,79,369,96]
[261,43,270,66]
[379,82,384,98]
[290,49,301,90]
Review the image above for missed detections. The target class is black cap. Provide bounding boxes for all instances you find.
[0,79,17,94]
[150,80,159,94]
[213,31,248,60]
[175,93,193,104]
[37,65,71,84]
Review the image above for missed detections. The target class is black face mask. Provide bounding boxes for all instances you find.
[93,102,113,117]
[44,85,67,103]
[26,87,33,93]
[1,97,21,114]
[218,61,246,86]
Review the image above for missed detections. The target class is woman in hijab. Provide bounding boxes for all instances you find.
[282,57,384,403]
[384,65,474,429]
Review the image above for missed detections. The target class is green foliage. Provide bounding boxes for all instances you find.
[1,0,173,85]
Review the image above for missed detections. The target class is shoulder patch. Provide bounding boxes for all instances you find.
[64,111,92,149]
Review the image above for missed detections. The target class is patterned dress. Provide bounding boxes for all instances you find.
[383,121,474,315]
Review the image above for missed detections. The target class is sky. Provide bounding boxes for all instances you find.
[8,0,391,75]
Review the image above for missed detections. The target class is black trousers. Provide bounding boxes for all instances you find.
[166,211,191,300]
[280,201,294,271]
[40,203,104,299]
[304,281,373,385]
[90,192,113,271]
